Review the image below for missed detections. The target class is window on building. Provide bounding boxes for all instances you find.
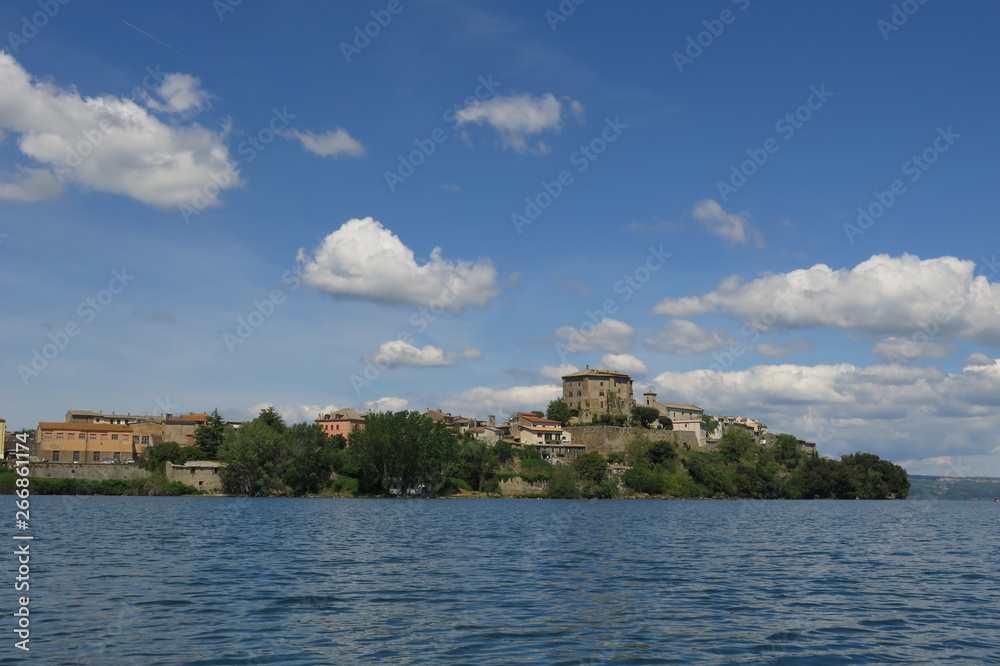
[141,436,149,445]
[78,433,86,439]
[93,452,101,462]
[52,451,60,462]
[133,436,140,445]
[90,434,97,439]
[56,433,64,439]
[44,432,52,439]
[111,434,119,440]
[101,434,108,440]
[114,452,121,461]
[599,391,604,397]
[73,451,80,462]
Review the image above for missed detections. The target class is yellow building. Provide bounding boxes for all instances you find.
[37,422,136,463]
[0,418,7,458]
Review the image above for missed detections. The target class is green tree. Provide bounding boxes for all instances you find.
[140,441,186,472]
[657,416,673,430]
[492,440,514,465]
[280,423,340,495]
[773,434,803,467]
[717,427,756,462]
[349,411,461,494]
[459,439,499,491]
[702,414,719,435]
[545,399,573,425]
[547,464,580,498]
[631,405,661,428]
[573,452,608,483]
[622,463,667,494]
[257,406,287,434]
[194,408,230,460]
[647,438,679,468]
[218,419,284,496]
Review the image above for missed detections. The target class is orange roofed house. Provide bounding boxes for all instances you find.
[315,409,366,439]
[37,421,137,463]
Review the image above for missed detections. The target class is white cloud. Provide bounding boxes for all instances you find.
[691,199,764,248]
[0,53,241,208]
[756,340,814,358]
[964,353,993,367]
[0,166,62,202]
[364,340,482,368]
[149,73,212,113]
[443,384,562,418]
[281,128,364,158]
[601,353,648,376]
[298,217,500,309]
[364,396,409,412]
[645,320,733,355]
[651,254,1000,346]
[872,336,953,363]
[555,318,634,354]
[540,363,578,381]
[455,93,582,153]
[648,360,1000,473]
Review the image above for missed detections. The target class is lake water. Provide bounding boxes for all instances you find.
[7,497,999,664]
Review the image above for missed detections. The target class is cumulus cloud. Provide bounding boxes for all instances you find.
[364,340,482,368]
[964,353,993,366]
[0,166,62,202]
[364,396,409,412]
[756,340,814,358]
[651,254,1000,346]
[455,93,583,153]
[645,320,733,355]
[648,360,1000,473]
[297,217,500,309]
[555,318,634,354]
[601,353,649,376]
[872,336,953,363]
[443,384,562,418]
[540,363,578,381]
[281,128,364,158]
[691,199,764,248]
[0,53,241,208]
[147,73,212,113]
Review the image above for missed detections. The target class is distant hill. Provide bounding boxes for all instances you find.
[907,475,1000,500]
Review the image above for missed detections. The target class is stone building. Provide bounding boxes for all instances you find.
[165,461,224,493]
[642,392,705,422]
[561,367,636,422]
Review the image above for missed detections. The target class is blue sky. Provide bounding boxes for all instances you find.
[3,0,1000,476]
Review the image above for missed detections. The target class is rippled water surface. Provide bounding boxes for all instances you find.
[10,497,1000,664]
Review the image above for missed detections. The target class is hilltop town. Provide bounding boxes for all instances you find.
[5,366,812,471]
